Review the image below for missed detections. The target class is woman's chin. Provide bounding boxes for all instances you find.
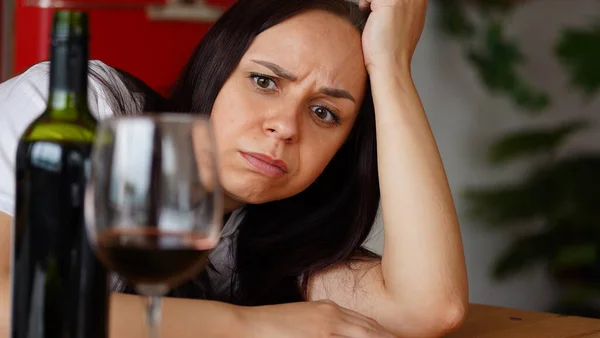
[219,172,312,207]
[220,175,277,206]
[224,190,272,206]
[223,194,246,212]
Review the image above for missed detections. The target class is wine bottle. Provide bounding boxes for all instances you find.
[11,10,109,338]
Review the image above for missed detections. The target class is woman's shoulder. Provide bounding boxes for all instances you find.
[1,59,138,119]
[0,59,141,215]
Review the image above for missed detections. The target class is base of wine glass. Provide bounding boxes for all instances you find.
[136,284,169,297]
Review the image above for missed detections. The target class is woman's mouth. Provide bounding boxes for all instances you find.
[240,151,288,178]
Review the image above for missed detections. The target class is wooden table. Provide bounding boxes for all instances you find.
[448,304,600,337]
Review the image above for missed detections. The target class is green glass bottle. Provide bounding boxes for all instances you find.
[11,11,109,338]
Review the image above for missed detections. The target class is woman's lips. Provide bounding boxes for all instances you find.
[240,151,288,178]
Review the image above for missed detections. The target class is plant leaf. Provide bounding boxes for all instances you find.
[492,230,557,279]
[463,184,546,226]
[488,120,589,164]
[467,22,551,112]
[559,286,600,304]
[464,153,600,227]
[551,298,600,318]
[553,244,598,270]
[556,23,600,97]
[437,0,475,39]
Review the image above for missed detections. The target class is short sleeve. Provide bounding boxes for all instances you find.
[0,60,120,216]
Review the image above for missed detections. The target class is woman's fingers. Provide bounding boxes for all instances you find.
[335,319,395,338]
[339,307,378,327]
[337,306,395,337]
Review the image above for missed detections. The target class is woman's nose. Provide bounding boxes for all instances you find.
[263,108,300,143]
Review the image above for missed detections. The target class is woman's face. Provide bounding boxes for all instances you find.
[210,9,367,210]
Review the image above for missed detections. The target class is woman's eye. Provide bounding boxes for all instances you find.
[311,106,340,125]
[250,74,277,90]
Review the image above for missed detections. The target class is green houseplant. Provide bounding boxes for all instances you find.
[435,0,600,317]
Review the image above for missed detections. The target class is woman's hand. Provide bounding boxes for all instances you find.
[239,300,396,338]
[359,0,428,72]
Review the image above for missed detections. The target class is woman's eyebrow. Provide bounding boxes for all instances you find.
[251,59,356,103]
[252,59,297,81]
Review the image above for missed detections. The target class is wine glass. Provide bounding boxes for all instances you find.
[84,113,223,338]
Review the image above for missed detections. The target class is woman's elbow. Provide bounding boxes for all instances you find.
[421,299,467,337]
[391,297,468,337]
[431,299,468,336]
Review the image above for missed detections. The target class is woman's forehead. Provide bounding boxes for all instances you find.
[253,9,361,49]
[241,10,366,88]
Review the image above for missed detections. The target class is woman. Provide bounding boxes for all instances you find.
[0,0,468,337]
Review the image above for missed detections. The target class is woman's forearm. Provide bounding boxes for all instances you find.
[109,293,244,338]
[369,64,468,323]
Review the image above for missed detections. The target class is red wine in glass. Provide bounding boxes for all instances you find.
[96,228,218,288]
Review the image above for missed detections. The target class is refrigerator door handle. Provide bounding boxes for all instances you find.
[145,0,224,22]
[21,0,223,23]
[24,0,160,9]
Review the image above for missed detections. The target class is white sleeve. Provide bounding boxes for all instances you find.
[0,63,49,215]
[0,61,119,216]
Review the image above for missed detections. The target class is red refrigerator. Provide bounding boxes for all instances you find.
[11,0,235,94]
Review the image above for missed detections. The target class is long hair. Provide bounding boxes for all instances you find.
[107,0,380,306]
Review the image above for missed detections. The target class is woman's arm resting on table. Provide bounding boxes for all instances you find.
[308,70,469,335]
[308,1,469,337]
[109,294,244,338]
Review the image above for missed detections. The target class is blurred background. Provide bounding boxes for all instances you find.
[2,0,600,318]
[1,0,236,93]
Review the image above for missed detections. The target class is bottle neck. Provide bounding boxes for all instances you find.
[46,37,91,120]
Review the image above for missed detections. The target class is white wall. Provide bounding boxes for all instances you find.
[364,0,600,312]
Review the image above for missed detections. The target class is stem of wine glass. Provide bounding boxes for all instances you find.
[146,296,162,338]
[137,284,168,338]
